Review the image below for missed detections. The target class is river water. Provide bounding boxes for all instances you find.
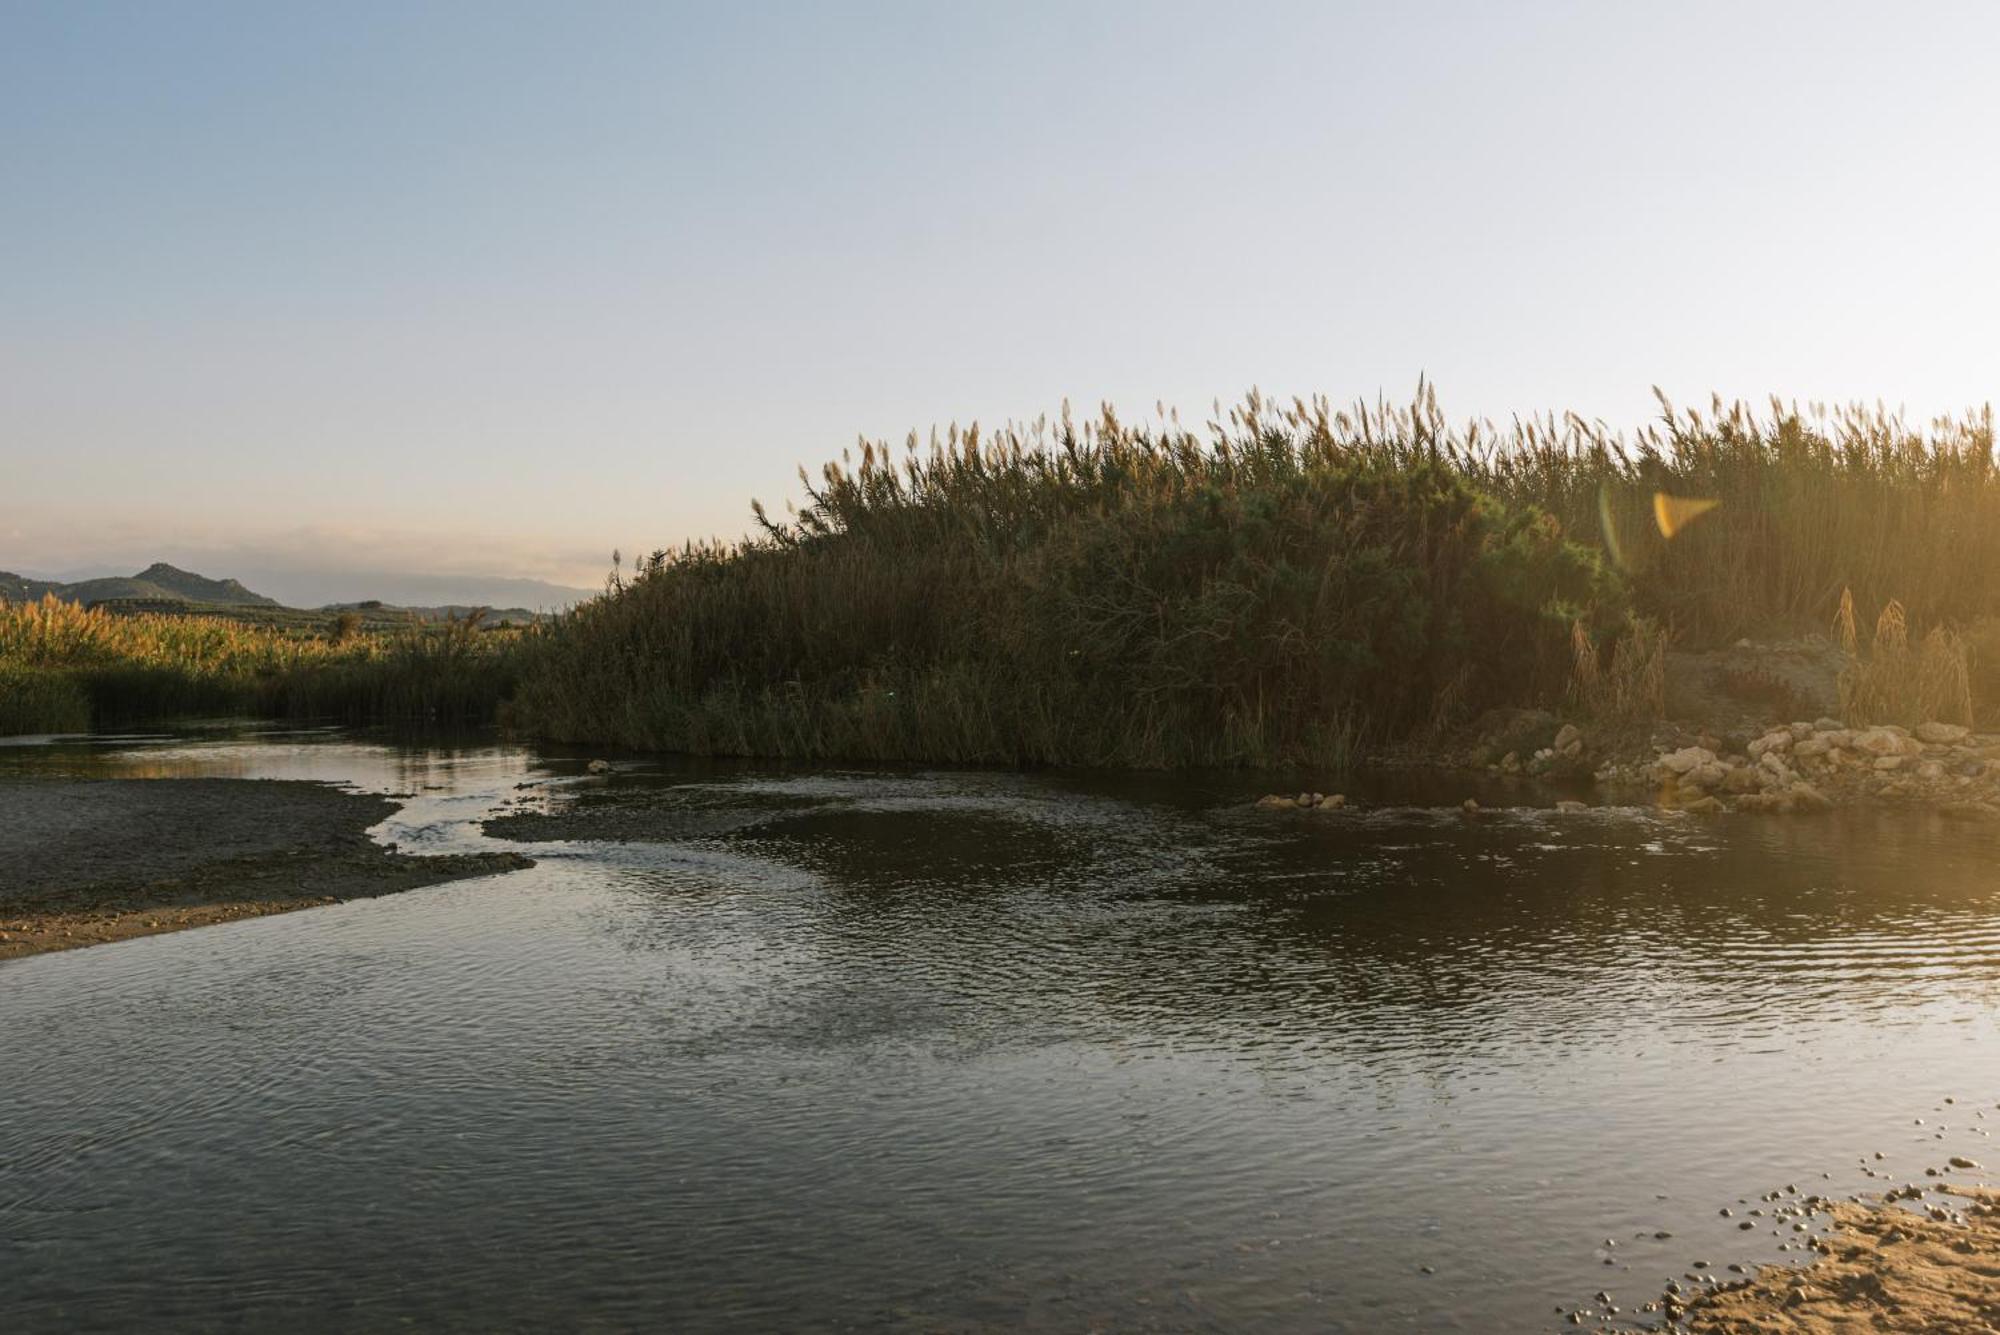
[2,725,1998,1332]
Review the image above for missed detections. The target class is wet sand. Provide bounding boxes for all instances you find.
[1674,1186,2000,1332]
[0,777,529,961]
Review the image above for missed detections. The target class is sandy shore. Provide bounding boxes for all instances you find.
[1670,1186,2000,1333]
[0,777,529,961]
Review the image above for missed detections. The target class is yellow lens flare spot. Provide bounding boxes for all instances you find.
[1653,492,1719,539]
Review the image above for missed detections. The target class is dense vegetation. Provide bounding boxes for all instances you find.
[506,390,2000,765]
[11,390,2000,762]
[0,597,518,734]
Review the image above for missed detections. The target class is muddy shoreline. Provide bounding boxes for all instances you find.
[0,777,529,961]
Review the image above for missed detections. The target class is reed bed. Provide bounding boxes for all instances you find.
[508,388,2000,766]
[0,597,518,731]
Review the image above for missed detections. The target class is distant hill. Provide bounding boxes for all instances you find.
[0,562,568,627]
[0,562,278,608]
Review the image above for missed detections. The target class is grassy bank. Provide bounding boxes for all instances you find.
[15,391,2000,762]
[505,390,2000,766]
[0,597,519,732]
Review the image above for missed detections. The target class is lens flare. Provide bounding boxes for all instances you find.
[1653,492,1719,539]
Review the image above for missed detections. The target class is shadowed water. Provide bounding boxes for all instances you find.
[3,725,1998,1332]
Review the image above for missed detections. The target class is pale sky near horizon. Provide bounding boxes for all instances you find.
[5,1,1998,603]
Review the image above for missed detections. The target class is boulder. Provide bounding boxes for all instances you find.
[1722,766,1761,794]
[1748,732,1794,759]
[1851,728,1923,758]
[1689,760,1730,789]
[1256,794,1298,810]
[1916,721,1971,746]
[1788,721,1817,741]
[1658,746,1717,777]
[1553,723,1583,755]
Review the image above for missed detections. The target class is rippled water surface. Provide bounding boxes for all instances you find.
[4,725,2000,1331]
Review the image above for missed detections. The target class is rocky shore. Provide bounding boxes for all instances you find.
[0,777,530,961]
[1260,715,2000,821]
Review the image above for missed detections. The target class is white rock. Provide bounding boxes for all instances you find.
[1689,760,1729,789]
[1659,746,1717,776]
[1852,728,1906,757]
[1748,731,1795,759]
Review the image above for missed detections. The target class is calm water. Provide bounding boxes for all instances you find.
[3,725,1999,1332]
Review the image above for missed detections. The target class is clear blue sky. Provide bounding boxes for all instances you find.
[4,0,1997,602]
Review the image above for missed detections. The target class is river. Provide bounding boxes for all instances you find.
[2,725,1997,1331]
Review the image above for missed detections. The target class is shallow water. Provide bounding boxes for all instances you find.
[2,725,1998,1332]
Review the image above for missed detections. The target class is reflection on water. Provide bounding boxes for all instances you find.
[2,725,1999,1332]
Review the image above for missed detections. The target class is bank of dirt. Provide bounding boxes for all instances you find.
[0,777,529,961]
[1675,1187,2000,1333]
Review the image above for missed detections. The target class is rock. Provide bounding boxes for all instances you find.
[1255,794,1297,810]
[1793,737,1831,760]
[1500,751,1522,774]
[1917,721,1971,745]
[1917,760,1947,782]
[1942,801,2000,821]
[1788,721,1817,741]
[1723,766,1761,794]
[1556,799,1588,813]
[1687,760,1729,789]
[1950,1156,1982,1169]
[1461,798,1480,814]
[1748,731,1794,759]
[1874,755,1906,771]
[1789,783,1833,812]
[1853,728,1906,757]
[1553,722,1583,754]
[1659,746,1717,776]
[1297,792,1317,806]
[585,759,613,774]
[1680,795,1727,815]
[1324,793,1347,809]
[1814,717,1844,732]
[1734,792,1786,814]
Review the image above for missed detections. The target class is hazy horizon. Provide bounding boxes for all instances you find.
[7,0,1999,596]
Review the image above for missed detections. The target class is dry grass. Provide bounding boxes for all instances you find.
[1836,592,1974,727]
[0,596,519,731]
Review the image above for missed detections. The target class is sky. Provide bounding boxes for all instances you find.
[4,0,1998,604]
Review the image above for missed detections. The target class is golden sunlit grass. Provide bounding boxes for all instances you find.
[0,596,519,731]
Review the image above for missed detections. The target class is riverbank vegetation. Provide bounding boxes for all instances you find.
[0,597,518,732]
[12,390,2000,762]
[505,389,2000,765]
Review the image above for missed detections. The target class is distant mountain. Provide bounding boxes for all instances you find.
[0,562,278,608]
